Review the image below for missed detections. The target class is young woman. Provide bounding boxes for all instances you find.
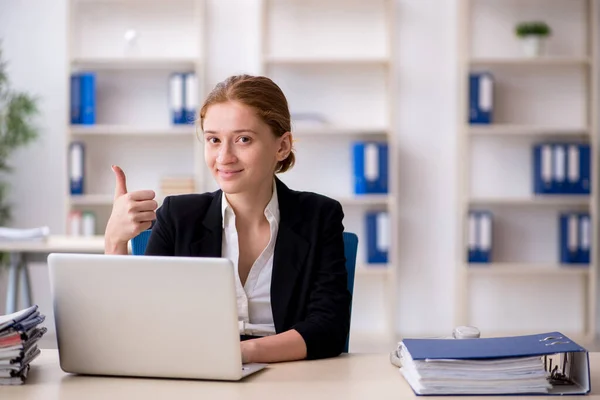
[104,75,351,364]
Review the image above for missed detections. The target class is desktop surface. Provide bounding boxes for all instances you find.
[6,350,600,400]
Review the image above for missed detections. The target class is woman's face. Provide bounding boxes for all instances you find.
[202,101,291,195]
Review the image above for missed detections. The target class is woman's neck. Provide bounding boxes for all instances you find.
[224,179,274,226]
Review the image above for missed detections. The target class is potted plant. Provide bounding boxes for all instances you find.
[515,21,552,57]
[0,43,40,226]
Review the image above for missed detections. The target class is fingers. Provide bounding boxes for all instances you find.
[112,165,128,199]
[127,190,156,202]
[130,199,158,213]
[132,211,156,223]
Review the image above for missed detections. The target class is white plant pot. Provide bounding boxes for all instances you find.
[520,36,546,57]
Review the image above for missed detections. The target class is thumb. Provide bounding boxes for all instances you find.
[112,165,128,199]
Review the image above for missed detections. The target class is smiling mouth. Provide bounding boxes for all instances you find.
[218,169,243,175]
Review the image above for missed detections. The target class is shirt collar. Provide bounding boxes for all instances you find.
[221,180,280,228]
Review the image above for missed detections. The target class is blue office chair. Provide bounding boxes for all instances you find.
[131,230,358,352]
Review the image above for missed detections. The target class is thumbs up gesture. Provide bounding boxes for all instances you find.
[104,165,158,254]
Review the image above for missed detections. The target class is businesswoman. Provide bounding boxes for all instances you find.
[104,74,351,364]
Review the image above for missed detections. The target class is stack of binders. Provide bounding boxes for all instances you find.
[397,332,590,396]
[533,143,590,195]
[0,305,47,385]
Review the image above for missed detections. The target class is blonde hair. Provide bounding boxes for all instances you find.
[199,74,295,173]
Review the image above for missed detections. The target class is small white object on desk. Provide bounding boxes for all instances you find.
[452,325,481,339]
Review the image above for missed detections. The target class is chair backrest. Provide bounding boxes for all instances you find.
[131,229,152,256]
[342,232,358,353]
[130,229,359,352]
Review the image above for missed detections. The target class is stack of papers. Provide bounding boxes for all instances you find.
[0,305,47,385]
[0,226,50,241]
[396,332,590,396]
[399,345,551,395]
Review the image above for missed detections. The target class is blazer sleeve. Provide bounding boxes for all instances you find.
[145,196,175,256]
[292,201,351,359]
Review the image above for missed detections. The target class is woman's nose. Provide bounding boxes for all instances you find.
[216,142,236,164]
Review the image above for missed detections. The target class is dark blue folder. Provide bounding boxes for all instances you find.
[401,331,591,396]
[403,332,586,361]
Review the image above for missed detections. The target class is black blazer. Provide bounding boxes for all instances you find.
[145,177,351,360]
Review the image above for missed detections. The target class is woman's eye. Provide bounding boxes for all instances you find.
[238,136,251,144]
[207,137,219,144]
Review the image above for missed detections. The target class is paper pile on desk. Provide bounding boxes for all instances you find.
[0,226,50,241]
[0,305,47,385]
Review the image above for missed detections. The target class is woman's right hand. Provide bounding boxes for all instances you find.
[104,165,158,254]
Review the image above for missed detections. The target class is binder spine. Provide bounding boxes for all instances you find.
[79,73,96,125]
[533,144,553,195]
[170,73,185,125]
[352,142,366,194]
[553,144,566,194]
[579,213,591,264]
[378,142,389,194]
[352,142,388,194]
[468,72,493,124]
[69,142,85,195]
[579,144,591,194]
[366,211,389,264]
[70,74,81,124]
[468,211,492,263]
[560,212,587,264]
[567,144,580,194]
[478,211,492,263]
[184,72,198,124]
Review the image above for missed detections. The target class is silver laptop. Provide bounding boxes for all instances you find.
[47,253,268,381]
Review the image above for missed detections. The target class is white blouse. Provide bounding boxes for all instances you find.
[221,185,279,337]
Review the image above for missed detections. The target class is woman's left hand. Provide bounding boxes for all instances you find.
[241,340,257,364]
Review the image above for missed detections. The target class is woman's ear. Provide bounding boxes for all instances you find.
[277,132,293,161]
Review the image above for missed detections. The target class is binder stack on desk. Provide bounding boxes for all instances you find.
[0,305,47,385]
[397,332,590,396]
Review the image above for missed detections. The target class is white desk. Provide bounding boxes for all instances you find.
[0,236,105,314]
[5,350,600,399]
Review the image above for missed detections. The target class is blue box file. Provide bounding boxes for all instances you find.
[353,142,388,194]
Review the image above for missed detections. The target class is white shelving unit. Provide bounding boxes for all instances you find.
[457,0,598,338]
[66,0,207,238]
[260,0,398,342]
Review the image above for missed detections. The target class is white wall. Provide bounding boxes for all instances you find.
[0,0,593,341]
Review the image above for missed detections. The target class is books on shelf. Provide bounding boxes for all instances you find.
[170,72,198,125]
[560,212,590,265]
[469,71,494,124]
[0,305,47,386]
[533,143,590,195]
[396,332,590,396]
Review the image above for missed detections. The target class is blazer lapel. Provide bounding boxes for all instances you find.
[189,191,223,257]
[271,178,310,333]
